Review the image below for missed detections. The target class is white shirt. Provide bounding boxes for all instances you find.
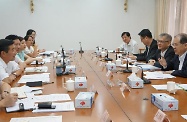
[24,46,34,54]
[160,48,168,57]
[120,39,139,54]
[178,51,187,70]
[0,58,20,81]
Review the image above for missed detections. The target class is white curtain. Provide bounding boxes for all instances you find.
[156,0,187,39]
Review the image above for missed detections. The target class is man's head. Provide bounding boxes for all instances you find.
[138,29,152,46]
[5,35,20,52]
[121,32,131,44]
[0,39,16,63]
[172,33,187,56]
[157,33,172,51]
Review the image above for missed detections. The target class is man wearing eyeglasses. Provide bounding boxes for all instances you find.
[159,33,187,78]
[148,33,175,68]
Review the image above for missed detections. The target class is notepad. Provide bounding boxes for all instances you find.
[10,115,62,122]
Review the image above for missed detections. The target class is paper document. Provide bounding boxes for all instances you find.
[119,64,133,68]
[181,115,187,120]
[25,66,48,73]
[10,115,62,122]
[11,87,27,99]
[33,101,75,113]
[144,72,175,79]
[39,51,55,55]
[18,73,50,83]
[6,98,35,113]
[151,84,187,90]
[33,94,71,102]
[137,64,160,71]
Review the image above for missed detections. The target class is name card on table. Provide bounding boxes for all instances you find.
[100,110,113,122]
[154,109,170,122]
[106,70,113,78]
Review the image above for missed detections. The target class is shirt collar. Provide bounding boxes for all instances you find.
[179,51,187,62]
[0,57,7,69]
[160,48,168,57]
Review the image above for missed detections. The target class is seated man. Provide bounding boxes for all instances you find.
[129,29,158,63]
[0,81,18,107]
[117,32,139,54]
[5,35,26,71]
[0,39,21,84]
[149,33,175,69]
[159,33,187,78]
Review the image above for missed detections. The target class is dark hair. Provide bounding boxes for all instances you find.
[138,29,152,38]
[26,29,35,36]
[18,36,24,42]
[175,33,187,44]
[24,35,32,41]
[5,35,19,41]
[0,39,14,53]
[121,32,131,39]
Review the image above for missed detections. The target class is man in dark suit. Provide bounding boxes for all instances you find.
[149,33,175,69]
[129,29,158,63]
[159,33,187,78]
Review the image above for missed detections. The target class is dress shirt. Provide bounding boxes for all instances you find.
[178,51,187,70]
[119,39,139,54]
[0,58,20,81]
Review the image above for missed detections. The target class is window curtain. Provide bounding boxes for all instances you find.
[155,0,187,39]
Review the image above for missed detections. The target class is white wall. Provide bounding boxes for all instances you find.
[0,0,155,50]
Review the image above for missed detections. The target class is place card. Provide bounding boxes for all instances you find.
[101,110,113,122]
[154,109,170,122]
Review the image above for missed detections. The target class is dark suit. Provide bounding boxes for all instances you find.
[164,53,187,78]
[135,39,158,63]
[150,46,175,69]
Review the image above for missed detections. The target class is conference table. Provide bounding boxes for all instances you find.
[0,51,187,122]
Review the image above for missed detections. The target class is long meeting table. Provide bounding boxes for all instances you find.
[0,51,187,122]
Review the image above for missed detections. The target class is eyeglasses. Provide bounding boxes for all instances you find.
[172,43,186,47]
[157,40,169,43]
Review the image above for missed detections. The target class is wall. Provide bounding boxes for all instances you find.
[0,0,155,50]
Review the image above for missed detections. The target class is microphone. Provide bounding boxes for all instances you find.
[104,49,113,61]
[79,42,84,53]
[137,65,151,84]
[122,58,132,73]
[61,48,69,75]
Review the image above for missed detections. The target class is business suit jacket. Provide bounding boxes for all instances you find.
[164,53,187,78]
[135,39,158,63]
[151,46,175,68]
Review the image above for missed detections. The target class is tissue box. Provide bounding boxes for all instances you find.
[151,93,178,111]
[75,77,87,89]
[106,63,116,71]
[75,92,95,108]
[127,76,143,88]
[65,65,76,73]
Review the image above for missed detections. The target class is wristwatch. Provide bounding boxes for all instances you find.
[12,73,18,78]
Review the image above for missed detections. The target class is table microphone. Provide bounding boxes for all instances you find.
[122,58,132,73]
[104,49,113,61]
[61,48,69,75]
[79,42,84,53]
[137,65,151,84]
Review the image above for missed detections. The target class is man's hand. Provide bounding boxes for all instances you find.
[158,57,167,68]
[1,93,18,107]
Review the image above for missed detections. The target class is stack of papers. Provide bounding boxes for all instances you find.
[25,66,48,73]
[138,64,161,71]
[10,115,62,122]
[18,73,50,83]
[33,101,75,113]
[39,51,55,55]
[144,72,175,79]
[152,84,187,90]
[33,94,71,102]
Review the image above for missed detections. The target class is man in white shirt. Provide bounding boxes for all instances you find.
[159,33,187,77]
[0,39,21,83]
[118,32,139,54]
[5,35,26,73]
